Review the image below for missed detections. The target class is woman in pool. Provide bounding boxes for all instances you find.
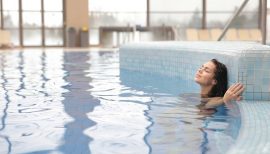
[194,59,244,110]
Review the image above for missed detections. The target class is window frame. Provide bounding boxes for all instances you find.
[0,0,65,47]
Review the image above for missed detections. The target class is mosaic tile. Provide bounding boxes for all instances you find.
[228,101,270,154]
[120,41,270,101]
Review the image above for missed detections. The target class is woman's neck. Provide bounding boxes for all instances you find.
[200,85,212,97]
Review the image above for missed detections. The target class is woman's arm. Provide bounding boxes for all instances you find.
[203,97,224,109]
[203,83,244,109]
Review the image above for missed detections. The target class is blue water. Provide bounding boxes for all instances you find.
[0,50,241,154]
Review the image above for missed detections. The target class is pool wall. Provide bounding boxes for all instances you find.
[119,41,270,101]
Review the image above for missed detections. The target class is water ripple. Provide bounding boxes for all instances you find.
[0,50,240,154]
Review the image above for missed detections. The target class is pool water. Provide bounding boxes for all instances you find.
[0,49,241,154]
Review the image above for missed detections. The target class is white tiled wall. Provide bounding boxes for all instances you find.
[120,41,270,101]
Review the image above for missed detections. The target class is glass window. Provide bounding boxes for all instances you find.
[23,29,42,46]
[89,0,146,26]
[150,0,202,27]
[3,11,19,28]
[89,29,99,45]
[208,0,243,12]
[150,0,201,12]
[44,0,62,11]
[268,1,270,41]
[6,28,20,45]
[0,1,2,28]
[2,0,64,47]
[150,11,202,27]
[22,0,41,11]
[208,0,258,12]
[43,0,64,46]
[89,0,147,46]
[22,12,41,28]
[45,29,63,46]
[207,0,259,28]
[44,12,63,28]
[3,0,18,11]
[89,0,146,12]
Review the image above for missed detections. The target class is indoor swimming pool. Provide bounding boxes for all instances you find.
[0,48,242,154]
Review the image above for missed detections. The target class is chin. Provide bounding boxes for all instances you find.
[194,78,200,84]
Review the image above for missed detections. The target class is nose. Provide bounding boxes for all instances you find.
[198,68,203,73]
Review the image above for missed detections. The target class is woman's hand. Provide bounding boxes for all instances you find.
[223,83,245,104]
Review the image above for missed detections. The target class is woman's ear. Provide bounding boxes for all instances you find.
[212,79,217,85]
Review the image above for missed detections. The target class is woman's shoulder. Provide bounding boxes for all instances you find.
[179,93,202,104]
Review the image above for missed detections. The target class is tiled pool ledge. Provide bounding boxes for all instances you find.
[120,41,270,101]
[120,41,270,153]
[228,101,270,154]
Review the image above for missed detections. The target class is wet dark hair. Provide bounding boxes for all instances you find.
[208,59,228,97]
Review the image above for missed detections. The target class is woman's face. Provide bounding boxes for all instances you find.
[194,61,217,86]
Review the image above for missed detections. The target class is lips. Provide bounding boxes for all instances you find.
[195,73,201,78]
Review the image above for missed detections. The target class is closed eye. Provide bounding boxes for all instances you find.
[200,65,212,73]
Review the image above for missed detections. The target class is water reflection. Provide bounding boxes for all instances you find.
[58,52,100,154]
[0,49,241,154]
[0,50,71,153]
[120,69,241,154]
[86,51,151,154]
[0,52,13,154]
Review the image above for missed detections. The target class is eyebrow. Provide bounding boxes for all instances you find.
[202,65,212,71]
